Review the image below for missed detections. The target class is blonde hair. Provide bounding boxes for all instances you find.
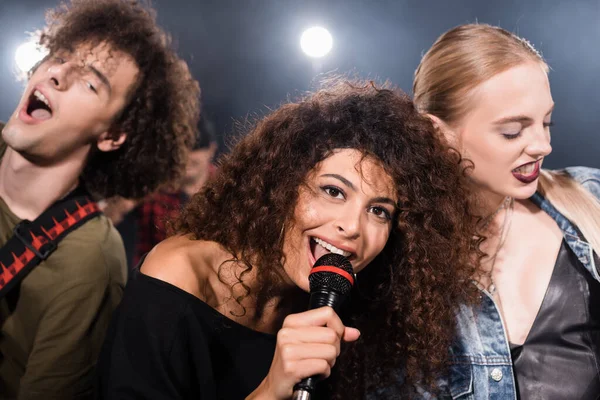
[414,23,600,255]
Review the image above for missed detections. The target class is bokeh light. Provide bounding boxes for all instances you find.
[15,39,48,73]
[300,27,333,58]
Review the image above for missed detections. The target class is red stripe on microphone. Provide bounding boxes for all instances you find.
[310,265,354,285]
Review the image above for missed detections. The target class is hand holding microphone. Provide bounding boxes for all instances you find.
[248,254,357,400]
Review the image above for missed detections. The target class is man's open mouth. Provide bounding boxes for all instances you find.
[25,89,53,121]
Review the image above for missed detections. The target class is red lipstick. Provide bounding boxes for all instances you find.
[512,160,541,184]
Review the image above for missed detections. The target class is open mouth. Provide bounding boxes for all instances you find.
[25,89,53,121]
[512,160,541,183]
[310,237,354,262]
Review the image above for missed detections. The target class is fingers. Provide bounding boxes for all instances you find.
[260,307,360,399]
[279,343,339,368]
[282,307,347,339]
[282,359,332,381]
[278,326,341,354]
[343,326,361,342]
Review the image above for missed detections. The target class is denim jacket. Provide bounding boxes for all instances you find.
[435,166,600,399]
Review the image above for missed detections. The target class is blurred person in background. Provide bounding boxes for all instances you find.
[102,116,218,268]
[133,116,218,265]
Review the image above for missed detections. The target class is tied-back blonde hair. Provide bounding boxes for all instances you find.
[413,23,600,256]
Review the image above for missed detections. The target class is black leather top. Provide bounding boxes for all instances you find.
[510,240,600,400]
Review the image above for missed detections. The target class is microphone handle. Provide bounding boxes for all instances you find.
[292,289,346,400]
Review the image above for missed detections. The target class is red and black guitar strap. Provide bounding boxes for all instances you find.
[0,187,102,298]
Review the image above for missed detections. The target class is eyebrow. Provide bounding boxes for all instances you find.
[322,174,355,190]
[371,197,398,207]
[320,173,397,207]
[492,104,555,126]
[88,65,112,95]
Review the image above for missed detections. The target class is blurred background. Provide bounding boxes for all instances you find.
[1,0,599,168]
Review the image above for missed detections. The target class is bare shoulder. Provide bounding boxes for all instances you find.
[140,235,216,299]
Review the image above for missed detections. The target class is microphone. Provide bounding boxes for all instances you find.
[291,253,355,400]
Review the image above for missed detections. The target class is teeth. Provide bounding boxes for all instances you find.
[33,90,49,107]
[313,237,351,257]
[515,162,536,175]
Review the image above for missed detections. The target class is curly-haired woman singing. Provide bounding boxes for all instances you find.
[98,80,479,399]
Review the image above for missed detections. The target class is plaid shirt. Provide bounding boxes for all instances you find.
[132,164,217,266]
[133,191,187,266]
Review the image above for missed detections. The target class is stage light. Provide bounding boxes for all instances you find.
[300,27,332,58]
[15,39,47,73]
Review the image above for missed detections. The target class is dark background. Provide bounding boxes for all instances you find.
[1,0,599,168]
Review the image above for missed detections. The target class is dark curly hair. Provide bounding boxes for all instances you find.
[37,0,200,198]
[176,79,479,398]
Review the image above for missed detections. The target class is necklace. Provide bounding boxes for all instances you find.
[479,196,509,230]
[481,196,514,295]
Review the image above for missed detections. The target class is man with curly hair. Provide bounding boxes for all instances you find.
[0,0,200,398]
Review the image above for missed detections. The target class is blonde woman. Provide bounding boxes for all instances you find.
[413,24,600,399]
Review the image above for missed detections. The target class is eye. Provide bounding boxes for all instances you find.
[368,206,392,221]
[502,132,521,140]
[54,57,66,64]
[86,81,97,93]
[543,121,554,128]
[322,185,345,200]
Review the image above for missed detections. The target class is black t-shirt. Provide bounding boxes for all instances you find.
[98,268,276,399]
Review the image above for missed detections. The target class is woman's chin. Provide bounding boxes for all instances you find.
[509,182,540,200]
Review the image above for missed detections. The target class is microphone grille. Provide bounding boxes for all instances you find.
[308,253,354,295]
